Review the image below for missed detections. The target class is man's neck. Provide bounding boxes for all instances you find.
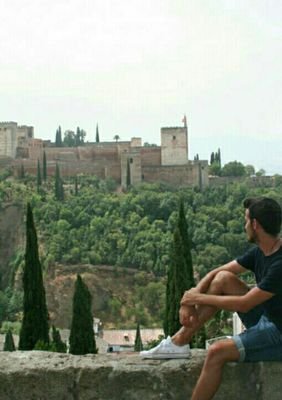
[258,235,281,256]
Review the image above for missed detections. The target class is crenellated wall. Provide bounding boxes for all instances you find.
[0,350,281,400]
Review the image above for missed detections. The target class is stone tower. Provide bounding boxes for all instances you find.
[0,122,34,158]
[161,125,188,166]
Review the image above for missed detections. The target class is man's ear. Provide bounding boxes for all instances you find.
[252,218,262,231]
[252,218,258,231]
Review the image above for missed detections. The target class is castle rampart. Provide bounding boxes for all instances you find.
[1,121,209,189]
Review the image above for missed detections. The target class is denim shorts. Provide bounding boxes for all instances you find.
[232,304,282,362]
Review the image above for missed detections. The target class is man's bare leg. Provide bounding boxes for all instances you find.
[191,339,240,400]
[172,271,249,345]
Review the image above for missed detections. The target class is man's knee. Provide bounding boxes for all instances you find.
[206,340,239,366]
[213,270,234,283]
[210,270,235,291]
[206,342,228,366]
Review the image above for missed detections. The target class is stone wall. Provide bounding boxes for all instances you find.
[142,162,209,188]
[140,147,161,166]
[0,350,281,400]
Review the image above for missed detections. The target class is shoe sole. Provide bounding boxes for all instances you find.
[141,353,191,359]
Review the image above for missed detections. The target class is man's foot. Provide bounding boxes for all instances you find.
[140,336,191,359]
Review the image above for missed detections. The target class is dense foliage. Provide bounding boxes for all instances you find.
[0,171,281,335]
[0,174,281,282]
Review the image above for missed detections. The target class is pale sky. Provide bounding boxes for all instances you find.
[1,0,281,174]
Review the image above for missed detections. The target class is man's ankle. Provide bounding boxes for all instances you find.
[172,336,190,346]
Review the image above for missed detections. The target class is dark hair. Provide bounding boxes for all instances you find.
[243,197,282,236]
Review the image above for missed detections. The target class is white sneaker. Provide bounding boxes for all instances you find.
[140,336,191,359]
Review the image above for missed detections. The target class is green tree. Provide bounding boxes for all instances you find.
[113,134,120,142]
[96,124,100,143]
[55,126,63,147]
[43,151,47,181]
[210,152,215,165]
[19,164,25,179]
[164,199,195,336]
[217,148,221,167]
[221,161,246,177]
[164,228,185,336]
[37,159,42,191]
[63,130,76,147]
[3,329,16,351]
[69,274,97,355]
[134,323,143,351]
[256,168,266,177]
[51,325,67,353]
[55,163,64,201]
[18,203,49,350]
[178,199,195,287]
[126,158,131,187]
[75,175,78,196]
[209,162,221,176]
[244,164,255,176]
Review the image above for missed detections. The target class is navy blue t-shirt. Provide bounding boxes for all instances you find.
[236,246,282,331]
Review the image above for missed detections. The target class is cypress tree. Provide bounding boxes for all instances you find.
[43,151,47,181]
[75,175,78,196]
[51,325,67,353]
[96,124,100,143]
[126,158,131,187]
[3,329,16,351]
[178,199,195,287]
[210,152,215,165]
[164,200,195,337]
[164,228,188,336]
[37,159,42,191]
[76,127,81,146]
[217,148,221,168]
[18,203,49,350]
[55,163,64,201]
[55,126,63,146]
[19,164,25,179]
[69,274,97,355]
[134,323,143,351]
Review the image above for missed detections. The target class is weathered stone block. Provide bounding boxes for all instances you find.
[0,350,281,399]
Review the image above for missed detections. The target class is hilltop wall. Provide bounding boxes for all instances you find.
[0,121,209,188]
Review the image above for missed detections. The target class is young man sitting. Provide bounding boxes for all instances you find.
[140,197,282,400]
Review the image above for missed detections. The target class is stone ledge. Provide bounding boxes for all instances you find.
[0,350,281,399]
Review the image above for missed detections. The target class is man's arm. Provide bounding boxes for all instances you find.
[195,260,247,293]
[181,286,274,313]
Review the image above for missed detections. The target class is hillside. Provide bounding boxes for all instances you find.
[0,203,25,288]
[30,263,165,329]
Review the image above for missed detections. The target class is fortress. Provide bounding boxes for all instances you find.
[0,120,209,188]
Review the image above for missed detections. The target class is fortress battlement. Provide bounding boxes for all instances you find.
[0,120,209,189]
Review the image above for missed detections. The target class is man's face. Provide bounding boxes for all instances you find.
[245,209,257,243]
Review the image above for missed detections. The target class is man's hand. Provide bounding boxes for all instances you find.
[181,288,200,306]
